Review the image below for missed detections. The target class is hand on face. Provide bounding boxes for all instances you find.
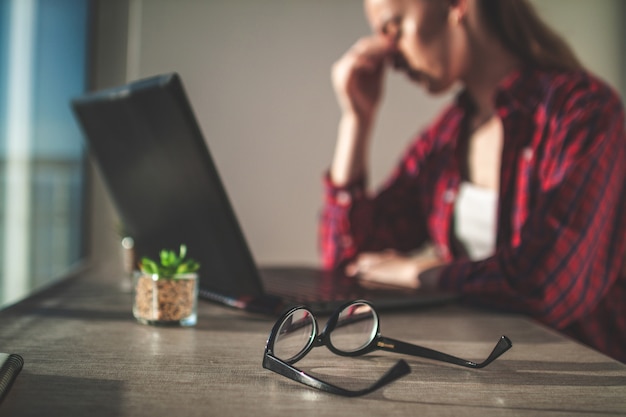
[331,35,396,120]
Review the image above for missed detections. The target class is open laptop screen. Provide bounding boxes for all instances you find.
[72,73,263,298]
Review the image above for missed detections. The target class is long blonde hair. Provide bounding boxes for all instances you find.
[478,0,582,71]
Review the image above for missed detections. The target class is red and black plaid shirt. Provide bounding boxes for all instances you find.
[320,67,626,362]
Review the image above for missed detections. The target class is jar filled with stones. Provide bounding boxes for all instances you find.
[132,245,199,327]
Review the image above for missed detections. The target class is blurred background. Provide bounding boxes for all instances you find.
[1,0,625,308]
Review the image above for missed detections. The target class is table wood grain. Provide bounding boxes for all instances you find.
[0,263,624,416]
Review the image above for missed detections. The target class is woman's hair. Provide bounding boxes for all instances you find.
[477,0,583,71]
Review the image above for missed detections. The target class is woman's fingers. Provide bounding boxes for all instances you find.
[332,35,396,116]
[346,251,396,276]
[347,251,422,289]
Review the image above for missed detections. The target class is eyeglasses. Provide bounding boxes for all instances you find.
[262,300,512,397]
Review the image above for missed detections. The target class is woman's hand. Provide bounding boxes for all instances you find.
[346,249,446,289]
[331,35,395,121]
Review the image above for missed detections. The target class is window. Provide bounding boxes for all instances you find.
[0,0,89,308]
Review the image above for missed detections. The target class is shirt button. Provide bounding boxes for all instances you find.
[443,189,456,203]
[523,147,533,161]
[336,191,351,206]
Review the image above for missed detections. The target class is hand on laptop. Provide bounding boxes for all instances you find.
[346,248,446,289]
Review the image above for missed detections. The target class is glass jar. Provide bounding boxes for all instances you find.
[132,272,198,326]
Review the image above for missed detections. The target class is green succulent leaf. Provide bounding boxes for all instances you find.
[138,244,200,279]
[139,258,160,275]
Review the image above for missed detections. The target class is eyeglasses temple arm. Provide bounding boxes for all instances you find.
[376,335,512,368]
[263,354,410,397]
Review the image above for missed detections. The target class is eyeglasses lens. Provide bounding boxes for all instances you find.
[330,302,377,353]
[274,308,315,363]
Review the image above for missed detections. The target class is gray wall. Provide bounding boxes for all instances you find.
[89,0,625,269]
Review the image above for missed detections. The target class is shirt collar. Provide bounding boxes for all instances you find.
[494,65,545,115]
[454,65,546,117]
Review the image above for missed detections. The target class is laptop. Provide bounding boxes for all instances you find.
[71,72,456,315]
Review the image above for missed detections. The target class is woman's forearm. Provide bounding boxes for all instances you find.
[330,112,374,187]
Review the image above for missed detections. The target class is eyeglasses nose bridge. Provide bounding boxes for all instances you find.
[312,333,326,348]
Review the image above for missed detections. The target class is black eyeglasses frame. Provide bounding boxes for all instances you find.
[317,300,512,367]
[262,303,410,397]
[262,300,512,396]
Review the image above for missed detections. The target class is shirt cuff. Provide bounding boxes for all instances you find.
[323,171,367,206]
[436,261,467,293]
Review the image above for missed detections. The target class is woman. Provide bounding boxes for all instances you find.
[320,0,626,362]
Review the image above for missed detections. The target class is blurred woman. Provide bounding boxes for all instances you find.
[320,0,626,362]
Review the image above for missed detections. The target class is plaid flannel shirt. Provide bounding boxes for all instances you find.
[319,67,626,362]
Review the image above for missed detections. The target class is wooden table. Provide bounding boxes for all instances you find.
[1,263,625,416]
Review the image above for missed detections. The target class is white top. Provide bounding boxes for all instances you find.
[453,181,498,261]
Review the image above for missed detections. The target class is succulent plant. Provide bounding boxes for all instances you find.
[138,244,200,279]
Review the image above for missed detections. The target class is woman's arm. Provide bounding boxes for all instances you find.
[319,105,460,271]
[329,35,395,186]
[322,35,428,269]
